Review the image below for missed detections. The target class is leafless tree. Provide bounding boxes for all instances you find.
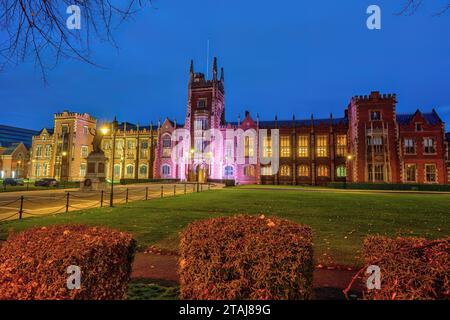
[0,0,153,81]
[397,0,450,16]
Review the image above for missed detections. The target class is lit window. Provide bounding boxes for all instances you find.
[81,146,89,158]
[298,136,309,158]
[244,136,254,157]
[280,165,291,177]
[45,145,51,158]
[260,166,272,176]
[405,164,416,182]
[298,165,309,177]
[80,163,87,177]
[425,164,437,183]
[316,136,328,157]
[336,135,347,157]
[83,126,89,135]
[162,135,172,157]
[368,164,384,182]
[36,145,42,158]
[280,136,291,158]
[317,165,329,177]
[243,165,255,177]
[43,163,49,176]
[336,165,346,178]
[262,137,272,158]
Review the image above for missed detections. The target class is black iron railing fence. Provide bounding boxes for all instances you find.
[0,183,213,222]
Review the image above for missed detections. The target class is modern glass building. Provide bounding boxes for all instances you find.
[0,124,39,148]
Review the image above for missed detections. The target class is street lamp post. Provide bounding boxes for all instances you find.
[109,117,118,207]
[345,154,353,189]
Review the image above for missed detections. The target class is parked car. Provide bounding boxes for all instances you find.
[34,178,59,187]
[3,178,24,186]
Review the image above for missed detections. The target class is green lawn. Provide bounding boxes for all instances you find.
[0,187,448,266]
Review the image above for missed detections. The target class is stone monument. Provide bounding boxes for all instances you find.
[82,130,108,191]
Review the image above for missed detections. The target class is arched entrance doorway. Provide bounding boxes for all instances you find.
[196,164,208,183]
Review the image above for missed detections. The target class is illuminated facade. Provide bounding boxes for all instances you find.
[30,58,449,185]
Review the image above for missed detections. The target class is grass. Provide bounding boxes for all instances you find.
[127,279,179,300]
[0,187,448,266]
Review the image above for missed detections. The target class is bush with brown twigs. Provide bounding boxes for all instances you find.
[362,236,449,300]
[0,225,136,300]
[179,215,313,300]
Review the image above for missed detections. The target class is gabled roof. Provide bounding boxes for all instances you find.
[39,128,54,135]
[396,109,442,126]
[0,142,21,156]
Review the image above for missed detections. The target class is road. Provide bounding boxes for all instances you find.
[0,183,220,222]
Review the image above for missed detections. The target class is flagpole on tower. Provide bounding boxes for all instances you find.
[206,39,210,79]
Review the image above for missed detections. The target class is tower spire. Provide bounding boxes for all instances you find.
[220,67,224,82]
[213,57,218,81]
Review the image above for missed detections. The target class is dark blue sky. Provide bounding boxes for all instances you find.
[1,0,450,131]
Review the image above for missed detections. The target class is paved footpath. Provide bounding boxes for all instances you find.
[0,183,222,222]
[131,252,364,300]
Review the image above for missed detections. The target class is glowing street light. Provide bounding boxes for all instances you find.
[100,126,110,135]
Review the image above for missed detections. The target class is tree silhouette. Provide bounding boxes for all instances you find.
[398,0,450,16]
[0,0,153,81]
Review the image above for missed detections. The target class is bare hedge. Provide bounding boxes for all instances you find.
[0,225,136,300]
[363,236,449,300]
[179,215,313,300]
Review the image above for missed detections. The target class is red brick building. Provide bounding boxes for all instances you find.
[347,92,447,184]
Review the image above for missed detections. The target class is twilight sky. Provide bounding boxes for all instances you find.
[1,0,450,131]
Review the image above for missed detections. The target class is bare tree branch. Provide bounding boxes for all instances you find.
[397,0,450,16]
[0,0,154,82]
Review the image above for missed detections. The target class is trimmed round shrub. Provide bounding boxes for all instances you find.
[363,236,449,300]
[179,215,313,300]
[0,224,136,300]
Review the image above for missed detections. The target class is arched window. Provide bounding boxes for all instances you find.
[162,135,172,157]
[280,165,291,177]
[113,164,121,178]
[126,165,134,177]
[139,165,148,176]
[336,165,346,178]
[224,166,234,177]
[298,165,310,177]
[317,165,329,177]
[162,164,171,176]
[243,165,255,177]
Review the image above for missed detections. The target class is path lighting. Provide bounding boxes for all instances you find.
[109,117,118,207]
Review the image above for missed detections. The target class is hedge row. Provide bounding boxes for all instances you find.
[119,178,180,185]
[327,182,450,192]
[0,225,136,300]
[179,215,313,300]
[363,236,449,300]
